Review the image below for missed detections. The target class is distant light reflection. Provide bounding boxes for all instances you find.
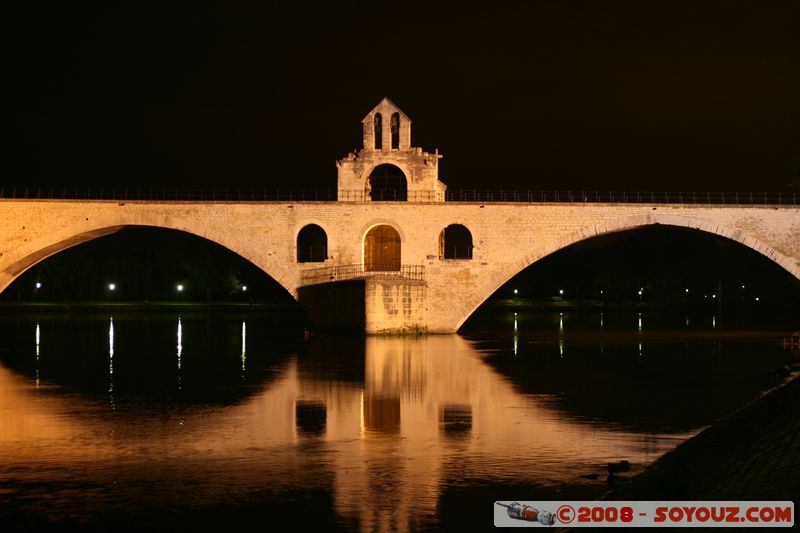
[558,313,564,357]
[108,317,115,402]
[241,321,247,378]
[637,314,643,357]
[177,317,183,390]
[35,322,40,387]
[513,313,518,356]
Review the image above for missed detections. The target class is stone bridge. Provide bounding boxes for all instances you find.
[1,198,797,333]
[1,98,798,333]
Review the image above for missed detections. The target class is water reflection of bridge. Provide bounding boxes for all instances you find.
[0,333,698,532]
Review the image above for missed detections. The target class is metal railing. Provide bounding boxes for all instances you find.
[442,190,800,205]
[297,245,328,264]
[0,187,340,202]
[1,186,797,205]
[440,246,473,260]
[299,263,425,286]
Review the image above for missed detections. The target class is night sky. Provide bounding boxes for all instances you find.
[4,1,799,193]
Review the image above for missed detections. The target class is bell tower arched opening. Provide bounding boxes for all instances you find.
[390,112,400,149]
[373,113,382,150]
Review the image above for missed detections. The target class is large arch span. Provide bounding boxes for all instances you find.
[0,213,296,299]
[452,212,800,332]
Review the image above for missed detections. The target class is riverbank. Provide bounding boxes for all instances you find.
[486,297,672,311]
[602,371,800,501]
[0,301,299,312]
[0,301,309,324]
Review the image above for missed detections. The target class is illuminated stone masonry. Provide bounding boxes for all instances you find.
[336,97,446,202]
[1,99,798,333]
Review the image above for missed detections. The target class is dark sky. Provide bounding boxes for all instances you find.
[4,1,799,192]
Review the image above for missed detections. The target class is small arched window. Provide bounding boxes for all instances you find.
[297,224,328,263]
[373,113,382,150]
[390,112,400,149]
[439,224,473,260]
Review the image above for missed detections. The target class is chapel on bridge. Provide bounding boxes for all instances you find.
[336,98,447,202]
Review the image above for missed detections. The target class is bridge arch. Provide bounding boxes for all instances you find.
[453,212,800,331]
[0,214,296,299]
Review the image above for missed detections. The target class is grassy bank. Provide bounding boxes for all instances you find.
[0,301,297,310]
[486,297,666,311]
[603,372,800,501]
[0,301,306,320]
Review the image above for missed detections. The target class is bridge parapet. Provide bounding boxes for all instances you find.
[299,263,425,286]
[2,187,797,205]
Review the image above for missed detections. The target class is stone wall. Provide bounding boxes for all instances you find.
[364,278,427,335]
[298,280,365,333]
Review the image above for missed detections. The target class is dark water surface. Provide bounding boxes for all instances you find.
[0,308,795,531]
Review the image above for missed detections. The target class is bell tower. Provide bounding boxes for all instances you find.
[362,98,412,151]
[337,98,446,202]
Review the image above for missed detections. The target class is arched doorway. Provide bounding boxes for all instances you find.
[364,225,401,272]
[367,164,407,201]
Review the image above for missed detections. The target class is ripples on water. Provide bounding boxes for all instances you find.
[0,308,794,531]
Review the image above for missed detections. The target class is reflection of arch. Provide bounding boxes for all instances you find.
[439,224,473,260]
[454,214,800,331]
[364,224,401,272]
[367,164,407,201]
[296,224,328,263]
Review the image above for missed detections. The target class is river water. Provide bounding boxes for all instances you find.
[0,307,794,531]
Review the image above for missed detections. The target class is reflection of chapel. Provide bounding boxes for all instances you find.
[336,98,447,202]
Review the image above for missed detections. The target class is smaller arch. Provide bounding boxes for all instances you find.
[390,112,400,149]
[364,224,401,272]
[367,164,407,201]
[439,224,473,260]
[297,224,328,263]
[374,113,383,150]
